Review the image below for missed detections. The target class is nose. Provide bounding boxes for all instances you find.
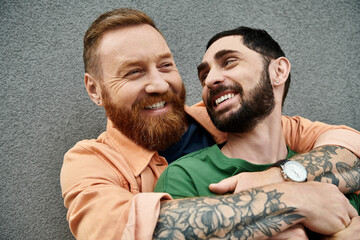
[204,68,225,89]
[145,70,170,94]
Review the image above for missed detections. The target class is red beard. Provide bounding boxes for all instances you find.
[102,85,186,151]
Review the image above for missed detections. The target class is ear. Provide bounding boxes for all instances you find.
[84,73,103,106]
[269,57,291,87]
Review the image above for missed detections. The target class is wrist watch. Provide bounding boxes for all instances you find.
[272,159,307,182]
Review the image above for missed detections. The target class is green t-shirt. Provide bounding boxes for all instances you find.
[155,144,296,198]
[155,144,360,213]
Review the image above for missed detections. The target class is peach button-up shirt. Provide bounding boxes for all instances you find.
[60,103,360,240]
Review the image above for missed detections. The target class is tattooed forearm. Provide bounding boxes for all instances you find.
[289,145,360,193]
[336,158,360,192]
[292,145,340,186]
[153,188,303,240]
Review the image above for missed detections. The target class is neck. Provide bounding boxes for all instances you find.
[221,108,287,164]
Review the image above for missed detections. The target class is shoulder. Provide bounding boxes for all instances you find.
[64,131,114,158]
[64,139,97,159]
[61,136,132,194]
[281,115,312,125]
[62,135,127,179]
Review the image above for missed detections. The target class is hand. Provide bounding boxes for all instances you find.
[294,182,358,235]
[209,167,283,194]
[268,224,308,240]
[320,216,360,240]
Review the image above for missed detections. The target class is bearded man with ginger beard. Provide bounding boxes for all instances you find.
[60,9,360,240]
[101,80,186,151]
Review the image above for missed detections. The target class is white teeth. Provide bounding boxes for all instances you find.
[145,101,166,110]
[215,93,235,106]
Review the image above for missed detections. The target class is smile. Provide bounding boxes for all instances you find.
[145,101,166,110]
[215,93,235,106]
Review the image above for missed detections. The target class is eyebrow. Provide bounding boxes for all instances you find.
[214,49,238,60]
[124,52,173,66]
[157,52,174,61]
[116,52,174,74]
[197,49,238,76]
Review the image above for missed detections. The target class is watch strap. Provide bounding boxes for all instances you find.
[271,159,289,168]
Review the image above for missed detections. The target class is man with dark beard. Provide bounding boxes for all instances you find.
[204,60,275,134]
[61,9,360,240]
[155,26,360,239]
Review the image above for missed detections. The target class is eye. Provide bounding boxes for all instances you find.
[161,62,172,67]
[198,71,208,85]
[223,58,237,68]
[159,62,174,71]
[124,68,144,79]
[127,69,140,75]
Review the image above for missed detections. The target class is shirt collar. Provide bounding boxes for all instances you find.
[105,103,226,176]
[106,119,158,177]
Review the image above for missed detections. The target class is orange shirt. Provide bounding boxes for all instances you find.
[60,103,360,240]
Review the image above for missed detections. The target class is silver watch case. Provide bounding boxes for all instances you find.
[280,160,307,182]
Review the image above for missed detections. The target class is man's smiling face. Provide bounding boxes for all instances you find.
[198,35,275,133]
[97,24,186,150]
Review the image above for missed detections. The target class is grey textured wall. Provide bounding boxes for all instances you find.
[1,0,359,239]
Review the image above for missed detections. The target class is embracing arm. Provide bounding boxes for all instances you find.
[282,117,360,193]
[289,145,360,194]
[283,116,360,193]
[211,117,360,194]
[210,145,360,195]
[153,182,356,239]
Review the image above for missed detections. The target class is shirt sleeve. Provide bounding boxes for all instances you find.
[155,164,199,199]
[281,115,360,156]
[122,192,172,240]
[60,142,170,240]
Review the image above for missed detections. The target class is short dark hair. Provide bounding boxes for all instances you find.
[207,26,290,106]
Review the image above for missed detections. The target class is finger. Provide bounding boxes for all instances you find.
[268,224,308,240]
[342,200,358,229]
[347,202,359,219]
[351,216,360,223]
[209,176,237,194]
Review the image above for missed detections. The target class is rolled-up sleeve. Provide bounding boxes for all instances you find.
[61,141,170,240]
[281,115,360,156]
[122,192,172,240]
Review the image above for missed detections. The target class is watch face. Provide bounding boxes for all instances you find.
[283,161,307,182]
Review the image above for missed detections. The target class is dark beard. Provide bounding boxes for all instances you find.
[102,85,187,151]
[206,66,275,133]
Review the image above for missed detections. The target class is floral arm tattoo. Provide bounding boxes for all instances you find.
[153,188,304,239]
[289,145,360,194]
